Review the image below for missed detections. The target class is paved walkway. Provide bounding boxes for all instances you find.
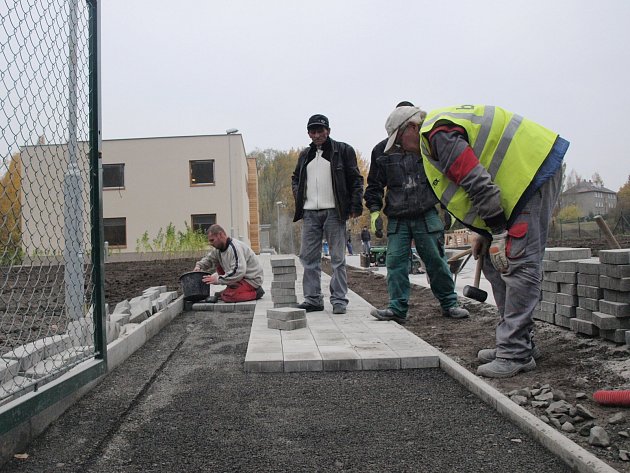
[244,255,440,372]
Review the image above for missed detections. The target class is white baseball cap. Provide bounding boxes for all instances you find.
[384,106,426,153]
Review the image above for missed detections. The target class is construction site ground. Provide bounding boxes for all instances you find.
[4,241,630,472]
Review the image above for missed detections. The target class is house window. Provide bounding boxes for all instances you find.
[191,214,216,234]
[104,217,126,247]
[103,164,125,188]
[190,160,215,185]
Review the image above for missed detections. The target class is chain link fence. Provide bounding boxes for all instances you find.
[1,0,101,406]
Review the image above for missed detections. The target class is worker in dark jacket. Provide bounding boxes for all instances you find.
[292,114,363,315]
[365,102,469,325]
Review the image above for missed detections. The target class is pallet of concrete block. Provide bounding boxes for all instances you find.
[590,249,630,344]
[270,256,298,308]
[267,307,307,330]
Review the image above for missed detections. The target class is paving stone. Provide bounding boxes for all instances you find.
[592,311,630,330]
[270,288,296,297]
[556,303,576,317]
[558,283,578,295]
[577,257,601,274]
[540,300,556,313]
[600,276,630,292]
[267,307,307,321]
[0,358,20,383]
[283,352,323,372]
[570,318,599,337]
[554,313,572,329]
[577,285,603,299]
[556,293,578,306]
[533,309,555,323]
[542,260,559,271]
[599,249,630,265]
[271,280,296,289]
[271,266,297,275]
[547,271,577,284]
[319,346,362,371]
[273,272,298,282]
[600,264,630,279]
[558,260,581,272]
[130,296,153,318]
[270,257,296,267]
[142,288,161,301]
[273,302,299,308]
[579,297,600,312]
[599,300,630,317]
[604,289,630,304]
[0,375,34,398]
[544,248,592,261]
[578,273,601,286]
[23,346,93,379]
[271,293,298,303]
[541,280,559,292]
[600,329,627,344]
[268,318,307,330]
[113,299,131,314]
[243,352,284,372]
[576,307,593,322]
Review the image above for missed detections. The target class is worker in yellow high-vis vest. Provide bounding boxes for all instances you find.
[383,105,569,378]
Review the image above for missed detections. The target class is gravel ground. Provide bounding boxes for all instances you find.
[4,308,572,473]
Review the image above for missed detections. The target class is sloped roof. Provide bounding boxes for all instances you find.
[563,180,616,195]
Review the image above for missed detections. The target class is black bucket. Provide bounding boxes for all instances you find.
[179,271,213,302]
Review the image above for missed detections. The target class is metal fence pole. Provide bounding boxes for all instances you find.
[64,0,85,320]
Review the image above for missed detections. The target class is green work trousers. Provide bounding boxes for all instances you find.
[386,209,458,317]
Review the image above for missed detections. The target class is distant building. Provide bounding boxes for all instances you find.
[20,134,261,255]
[560,180,617,217]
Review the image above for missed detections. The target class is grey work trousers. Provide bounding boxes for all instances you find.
[299,209,348,308]
[482,167,562,359]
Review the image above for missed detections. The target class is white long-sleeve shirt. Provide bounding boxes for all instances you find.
[303,148,335,210]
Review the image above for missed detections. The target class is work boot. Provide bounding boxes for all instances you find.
[442,306,469,319]
[477,345,542,364]
[332,304,346,314]
[297,302,324,312]
[476,357,536,378]
[370,308,407,325]
[255,286,265,300]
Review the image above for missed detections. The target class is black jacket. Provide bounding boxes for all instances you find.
[292,137,364,222]
[364,138,438,218]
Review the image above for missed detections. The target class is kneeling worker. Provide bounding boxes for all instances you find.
[193,224,264,303]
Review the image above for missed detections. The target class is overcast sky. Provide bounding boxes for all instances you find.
[101,0,630,192]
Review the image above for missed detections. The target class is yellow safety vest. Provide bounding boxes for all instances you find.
[420,105,558,233]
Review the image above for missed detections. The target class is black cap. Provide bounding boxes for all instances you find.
[307,114,329,129]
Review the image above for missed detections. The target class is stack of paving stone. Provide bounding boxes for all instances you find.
[270,257,298,308]
[594,249,630,343]
[267,307,307,330]
[534,247,630,345]
[536,247,592,329]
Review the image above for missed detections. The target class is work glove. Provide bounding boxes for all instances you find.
[489,231,509,273]
[471,233,490,260]
[370,211,380,234]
